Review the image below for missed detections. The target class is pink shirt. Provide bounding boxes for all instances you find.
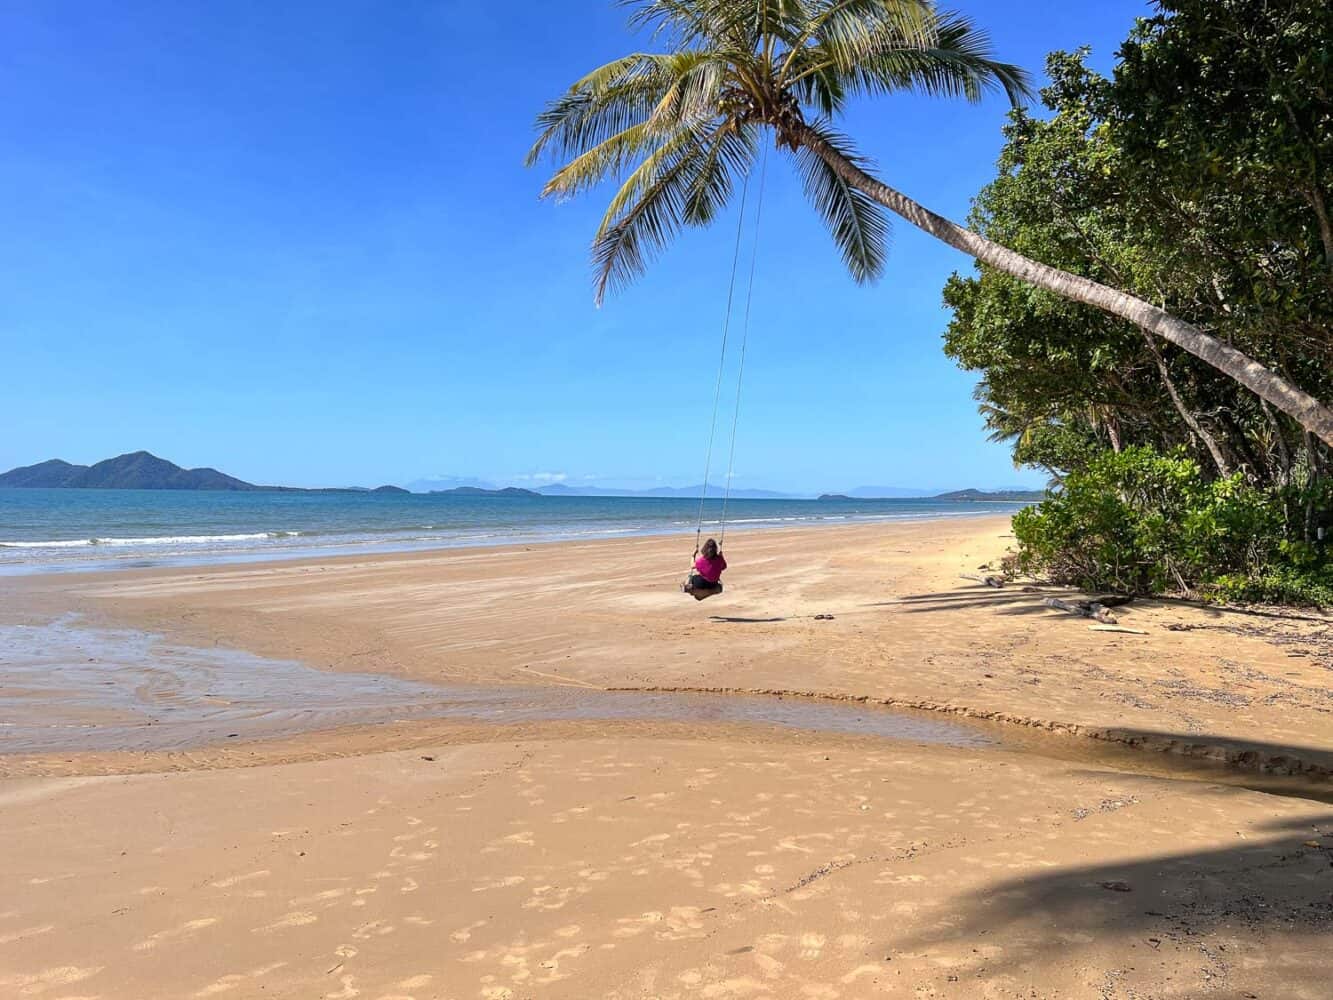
[694,553,727,583]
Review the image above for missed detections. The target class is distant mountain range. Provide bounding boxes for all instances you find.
[819,488,1043,502]
[534,483,794,500]
[0,452,1045,500]
[434,485,1045,501]
[931,488,1046,502]
[431,486,541,497]
[0,452,406,493]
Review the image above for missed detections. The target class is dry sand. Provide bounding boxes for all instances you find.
[2,516,1331,998]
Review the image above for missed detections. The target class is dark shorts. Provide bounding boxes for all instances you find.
[688,574,722,591]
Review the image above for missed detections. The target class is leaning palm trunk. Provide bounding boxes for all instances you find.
[794,124,1333,447]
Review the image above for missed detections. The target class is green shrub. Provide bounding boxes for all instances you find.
[1209,567,1333,608]
[1013,446,1330,605]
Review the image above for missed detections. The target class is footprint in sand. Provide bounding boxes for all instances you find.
[799,933,826,959]
[325,974,360,999]
[753,952,786,978]
[290,888,349,906]
[613,911,663,939]
[523,884,576,912]
[0,965,103,995]
[537,944,591,983]
[450,920,487,943]
[252,912,317,933]
[388,846,435,862]
[193,961,287,998]
[134,917,219,952]
[0,925,54,946]
[210,870,270,889]
[351,920,394,940]
[840,963,884,985]
[472,875,525,893]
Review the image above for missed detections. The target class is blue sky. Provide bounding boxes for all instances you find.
[0,0,1151,493]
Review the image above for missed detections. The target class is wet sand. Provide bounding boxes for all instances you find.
[2,516,1332,998]
[0,618,991,754]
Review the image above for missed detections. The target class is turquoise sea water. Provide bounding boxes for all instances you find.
[0,489,1027,574]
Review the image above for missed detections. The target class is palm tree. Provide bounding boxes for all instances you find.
[527,0,1333,446]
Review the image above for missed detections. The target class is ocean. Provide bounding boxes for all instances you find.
[0,489,1028,574]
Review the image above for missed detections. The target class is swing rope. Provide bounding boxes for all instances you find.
[691,146,770,563]
[718,145,769,548]
[693,170,752,558]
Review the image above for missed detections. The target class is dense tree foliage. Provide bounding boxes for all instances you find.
[945,0,1333,602]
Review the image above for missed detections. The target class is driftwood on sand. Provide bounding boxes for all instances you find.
[1043,597,1124,625]
[960,573,1006,588]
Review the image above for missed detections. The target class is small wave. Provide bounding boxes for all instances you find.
[722,516,822,525]
[0,538,98,549]
[1,532,291,549]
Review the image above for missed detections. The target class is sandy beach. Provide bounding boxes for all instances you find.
[3,516,1332,998]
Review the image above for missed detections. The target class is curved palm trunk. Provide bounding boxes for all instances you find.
[794,124,1333,447]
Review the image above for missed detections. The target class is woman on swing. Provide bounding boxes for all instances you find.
[684,538,726,601]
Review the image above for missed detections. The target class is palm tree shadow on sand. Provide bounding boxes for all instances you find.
[867,587,1061,616]
[887,814,1333,990]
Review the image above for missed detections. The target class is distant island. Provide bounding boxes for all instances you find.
[430,486,541,497]
[819,488,1044,502]
[0,452,405,494]
[932,488,1046,502]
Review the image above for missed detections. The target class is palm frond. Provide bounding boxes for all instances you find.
[784,46,847,116]
[527,74,667,167]
[809,10,1032,104]
[777,0,934,85]
[646,52,727,130]
[527,51,717,168]
[591,120,759,304]
[625,0,755,49]
[541,121,680,202]
[592,125,722,305]
[682,122,759,224]
[790,121,890,283]
[598,126,706,231]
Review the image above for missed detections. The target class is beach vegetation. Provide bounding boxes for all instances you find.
[1009,447,1333,605]
[949,1,1333,605]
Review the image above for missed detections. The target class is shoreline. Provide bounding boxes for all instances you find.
[6,515,1332,781]
[0,497,1026,577]
[0,512,1016,585]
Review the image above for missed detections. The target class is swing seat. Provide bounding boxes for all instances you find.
[683,579,723,602]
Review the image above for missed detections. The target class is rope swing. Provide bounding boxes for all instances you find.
[691,145,770,563]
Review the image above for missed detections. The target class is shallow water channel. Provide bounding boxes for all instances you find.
[0,619,990,754]
[3,619,1330,804]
